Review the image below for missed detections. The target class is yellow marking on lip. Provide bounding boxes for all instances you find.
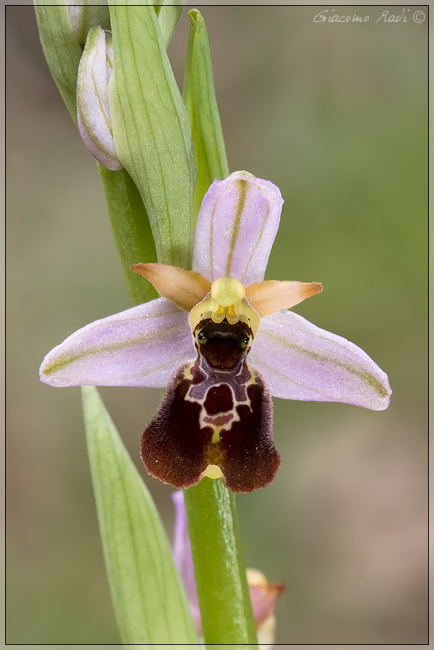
[183,362,194,381]
[200,464,223,480]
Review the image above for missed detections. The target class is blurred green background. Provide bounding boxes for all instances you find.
[6,4,427,645]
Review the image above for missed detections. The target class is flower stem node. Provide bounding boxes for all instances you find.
[77,25,122,170]
[40,172,392,493]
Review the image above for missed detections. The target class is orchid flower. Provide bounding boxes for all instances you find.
[172,491,284,647]
[40,171,391,493]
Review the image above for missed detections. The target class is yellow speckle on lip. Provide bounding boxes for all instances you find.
[200,464,224,480]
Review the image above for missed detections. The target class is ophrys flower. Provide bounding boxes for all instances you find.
[40,171,391,492]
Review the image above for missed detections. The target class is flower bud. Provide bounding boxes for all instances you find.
[77,26,122,171]
[67,1,110,46]
[246,568,285,648]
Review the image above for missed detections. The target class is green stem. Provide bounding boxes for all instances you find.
[184,478,258,646]
[97,165,158,306]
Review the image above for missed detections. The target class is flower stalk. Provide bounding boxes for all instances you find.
[184,478,258,646]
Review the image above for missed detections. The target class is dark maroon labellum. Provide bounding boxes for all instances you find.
[141,318,281,493]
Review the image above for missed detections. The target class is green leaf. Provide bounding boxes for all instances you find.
[82,386,199,644]
[108,3,197,269]
[97,165,158,306]
[34,0,83,124]
[184,479,258,646]
[158,0,186,48]
[184,8,229,223]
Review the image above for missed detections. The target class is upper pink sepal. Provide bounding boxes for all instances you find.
[250,310,392,410]
[193,171,283,285]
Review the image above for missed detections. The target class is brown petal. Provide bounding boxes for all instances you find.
[131,263,211,311]
[246,280,323,316]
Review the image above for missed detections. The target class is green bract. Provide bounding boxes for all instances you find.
[108,3,197,269]
[34,0,83,123]
[184,8,229,222]
[157,0,186,48]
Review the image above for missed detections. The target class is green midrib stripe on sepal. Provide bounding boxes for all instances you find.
[82,385,200,644]
[225,179,248,276]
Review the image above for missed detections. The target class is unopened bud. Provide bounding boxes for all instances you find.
[77,26,122,171]
[247,568,285,648]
